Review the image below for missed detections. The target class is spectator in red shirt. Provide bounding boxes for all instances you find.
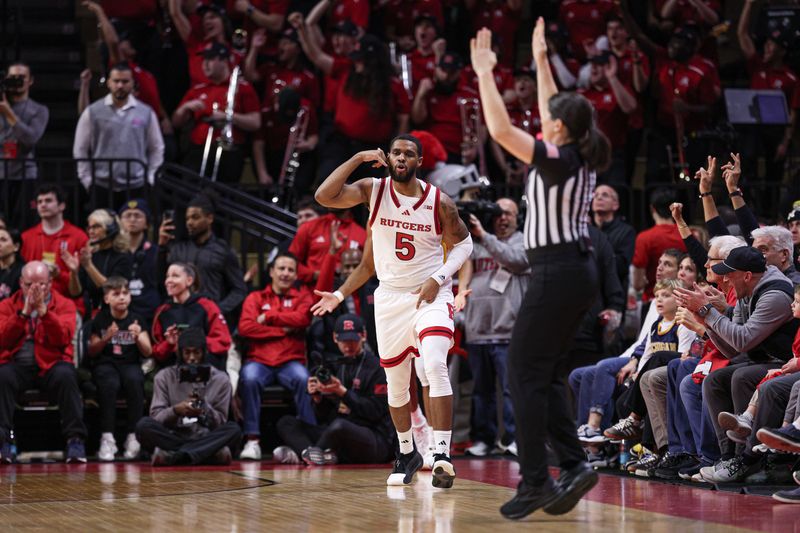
[82,1,172,135]
[228,0,288,51]
[407,16,446,97]
[289,207,366,285]
[237,252,315,460]
[244,27,320,109]
[578,52,637,185]
[20,184,89,301]
[657,0,719,30]
[329,0,370,31]
[169,1,242,86]
[172,42,261,183]
[412,52,480,163]
[738,1,798,186]
[622,1,718,181]
[0,261,87,463]
[466,0,523,67]
[384,0,444,51]
[291,12,410,180]
[632,188,688,303]
[252,88,320,194]
[100,0,158,21]
[559,0,618,61]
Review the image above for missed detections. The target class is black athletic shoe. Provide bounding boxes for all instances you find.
[654,452,699,480]
[500,477,563,520]
[773,486,800,504]
[386,450,423,486]
[544,462,598,515]
[432,453,456,489]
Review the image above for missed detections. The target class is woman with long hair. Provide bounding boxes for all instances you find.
[64,208,132,314]
[151,262,231,369]
[471,19,611,519]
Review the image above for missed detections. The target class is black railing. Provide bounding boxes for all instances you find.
[154,163,297,279]
[0,157,150,228]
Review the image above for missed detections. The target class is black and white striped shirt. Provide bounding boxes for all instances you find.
[524,140,594,250]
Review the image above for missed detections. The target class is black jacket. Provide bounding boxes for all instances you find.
[311,350,393,445]
[598,216,636,290]
[160,234,247,316]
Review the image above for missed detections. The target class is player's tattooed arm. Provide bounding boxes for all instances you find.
[439,193,470,248]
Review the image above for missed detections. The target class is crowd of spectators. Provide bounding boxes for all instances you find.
[3,0,800,503]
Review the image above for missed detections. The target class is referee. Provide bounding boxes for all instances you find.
[471,19,611,520]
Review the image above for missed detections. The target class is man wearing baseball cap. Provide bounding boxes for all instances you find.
[674,246,797,481]
[273,313,394,466]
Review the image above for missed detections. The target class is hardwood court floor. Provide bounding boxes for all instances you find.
[0,458,793,532]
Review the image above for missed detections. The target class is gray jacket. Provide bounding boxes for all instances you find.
[463,231,530,343]
[0,98,48,179]
[150,364,232,436]
[705,265,794,360]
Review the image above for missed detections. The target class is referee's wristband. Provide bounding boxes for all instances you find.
[333,290,345,303]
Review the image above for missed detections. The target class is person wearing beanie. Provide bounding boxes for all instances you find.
[135,327,241,466]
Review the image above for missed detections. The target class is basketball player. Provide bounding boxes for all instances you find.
[312,134,472,488]
[472,21,610,519]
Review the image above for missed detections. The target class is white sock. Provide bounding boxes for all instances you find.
[433,430,451,456]
[398,429,414,455]
[793,419,800,431]
[410,406,427,428]
[741,410,753,422]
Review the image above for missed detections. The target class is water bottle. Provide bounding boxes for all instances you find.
[618,441,630,471]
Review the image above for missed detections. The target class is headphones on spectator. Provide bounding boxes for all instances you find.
[91,209,120,245]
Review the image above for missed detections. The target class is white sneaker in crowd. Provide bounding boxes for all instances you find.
[123,433,140,460]
[240,439,262,460]
[465,441,490,457]
[272,445,301,464]
[98,433,117,462]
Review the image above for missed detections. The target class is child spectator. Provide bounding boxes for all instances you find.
[87,276,151,461]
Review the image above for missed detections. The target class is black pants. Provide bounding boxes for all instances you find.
[746,372,800,452]
[508,244,598,485]
[276,415,393,464]
[135,417,241,464]
[0,361,88,443]
[92,362,145,433]
[703,361,781,458]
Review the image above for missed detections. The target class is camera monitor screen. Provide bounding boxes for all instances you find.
[755,93,790,125]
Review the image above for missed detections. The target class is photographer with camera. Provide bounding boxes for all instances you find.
[274,314,393,465]
[454,198,529,457]
[0,63,48,181]
[1,63,49,227]
[135,327,241,466]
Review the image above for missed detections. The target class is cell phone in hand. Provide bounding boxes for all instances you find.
[162,209,175,223]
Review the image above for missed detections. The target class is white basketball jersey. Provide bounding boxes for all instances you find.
[368,177,445,291]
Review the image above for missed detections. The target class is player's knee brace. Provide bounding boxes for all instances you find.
[386,366,411,408]
[420,336,452,398]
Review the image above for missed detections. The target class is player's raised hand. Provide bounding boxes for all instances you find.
[470,28,496,77]
[413,278,440,309]
[357,148,388,169]
[312,290,341,316]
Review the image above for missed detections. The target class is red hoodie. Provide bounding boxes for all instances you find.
[238,284,313,366]
[0,290,77,375]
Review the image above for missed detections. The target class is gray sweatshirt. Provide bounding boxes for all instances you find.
[150,364,232,436]
[463,231,530,343]
[704,265,794,361]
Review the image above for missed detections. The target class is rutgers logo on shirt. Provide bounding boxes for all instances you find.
[283,299,293,308]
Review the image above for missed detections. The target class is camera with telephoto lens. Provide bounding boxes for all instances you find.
[456,200,504,228]
[314,364,333,385]
[310,351,340,385]
[0,73,24,93]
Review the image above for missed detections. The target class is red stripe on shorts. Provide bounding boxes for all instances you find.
[381,345,420,368]
[418,326,453,341]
